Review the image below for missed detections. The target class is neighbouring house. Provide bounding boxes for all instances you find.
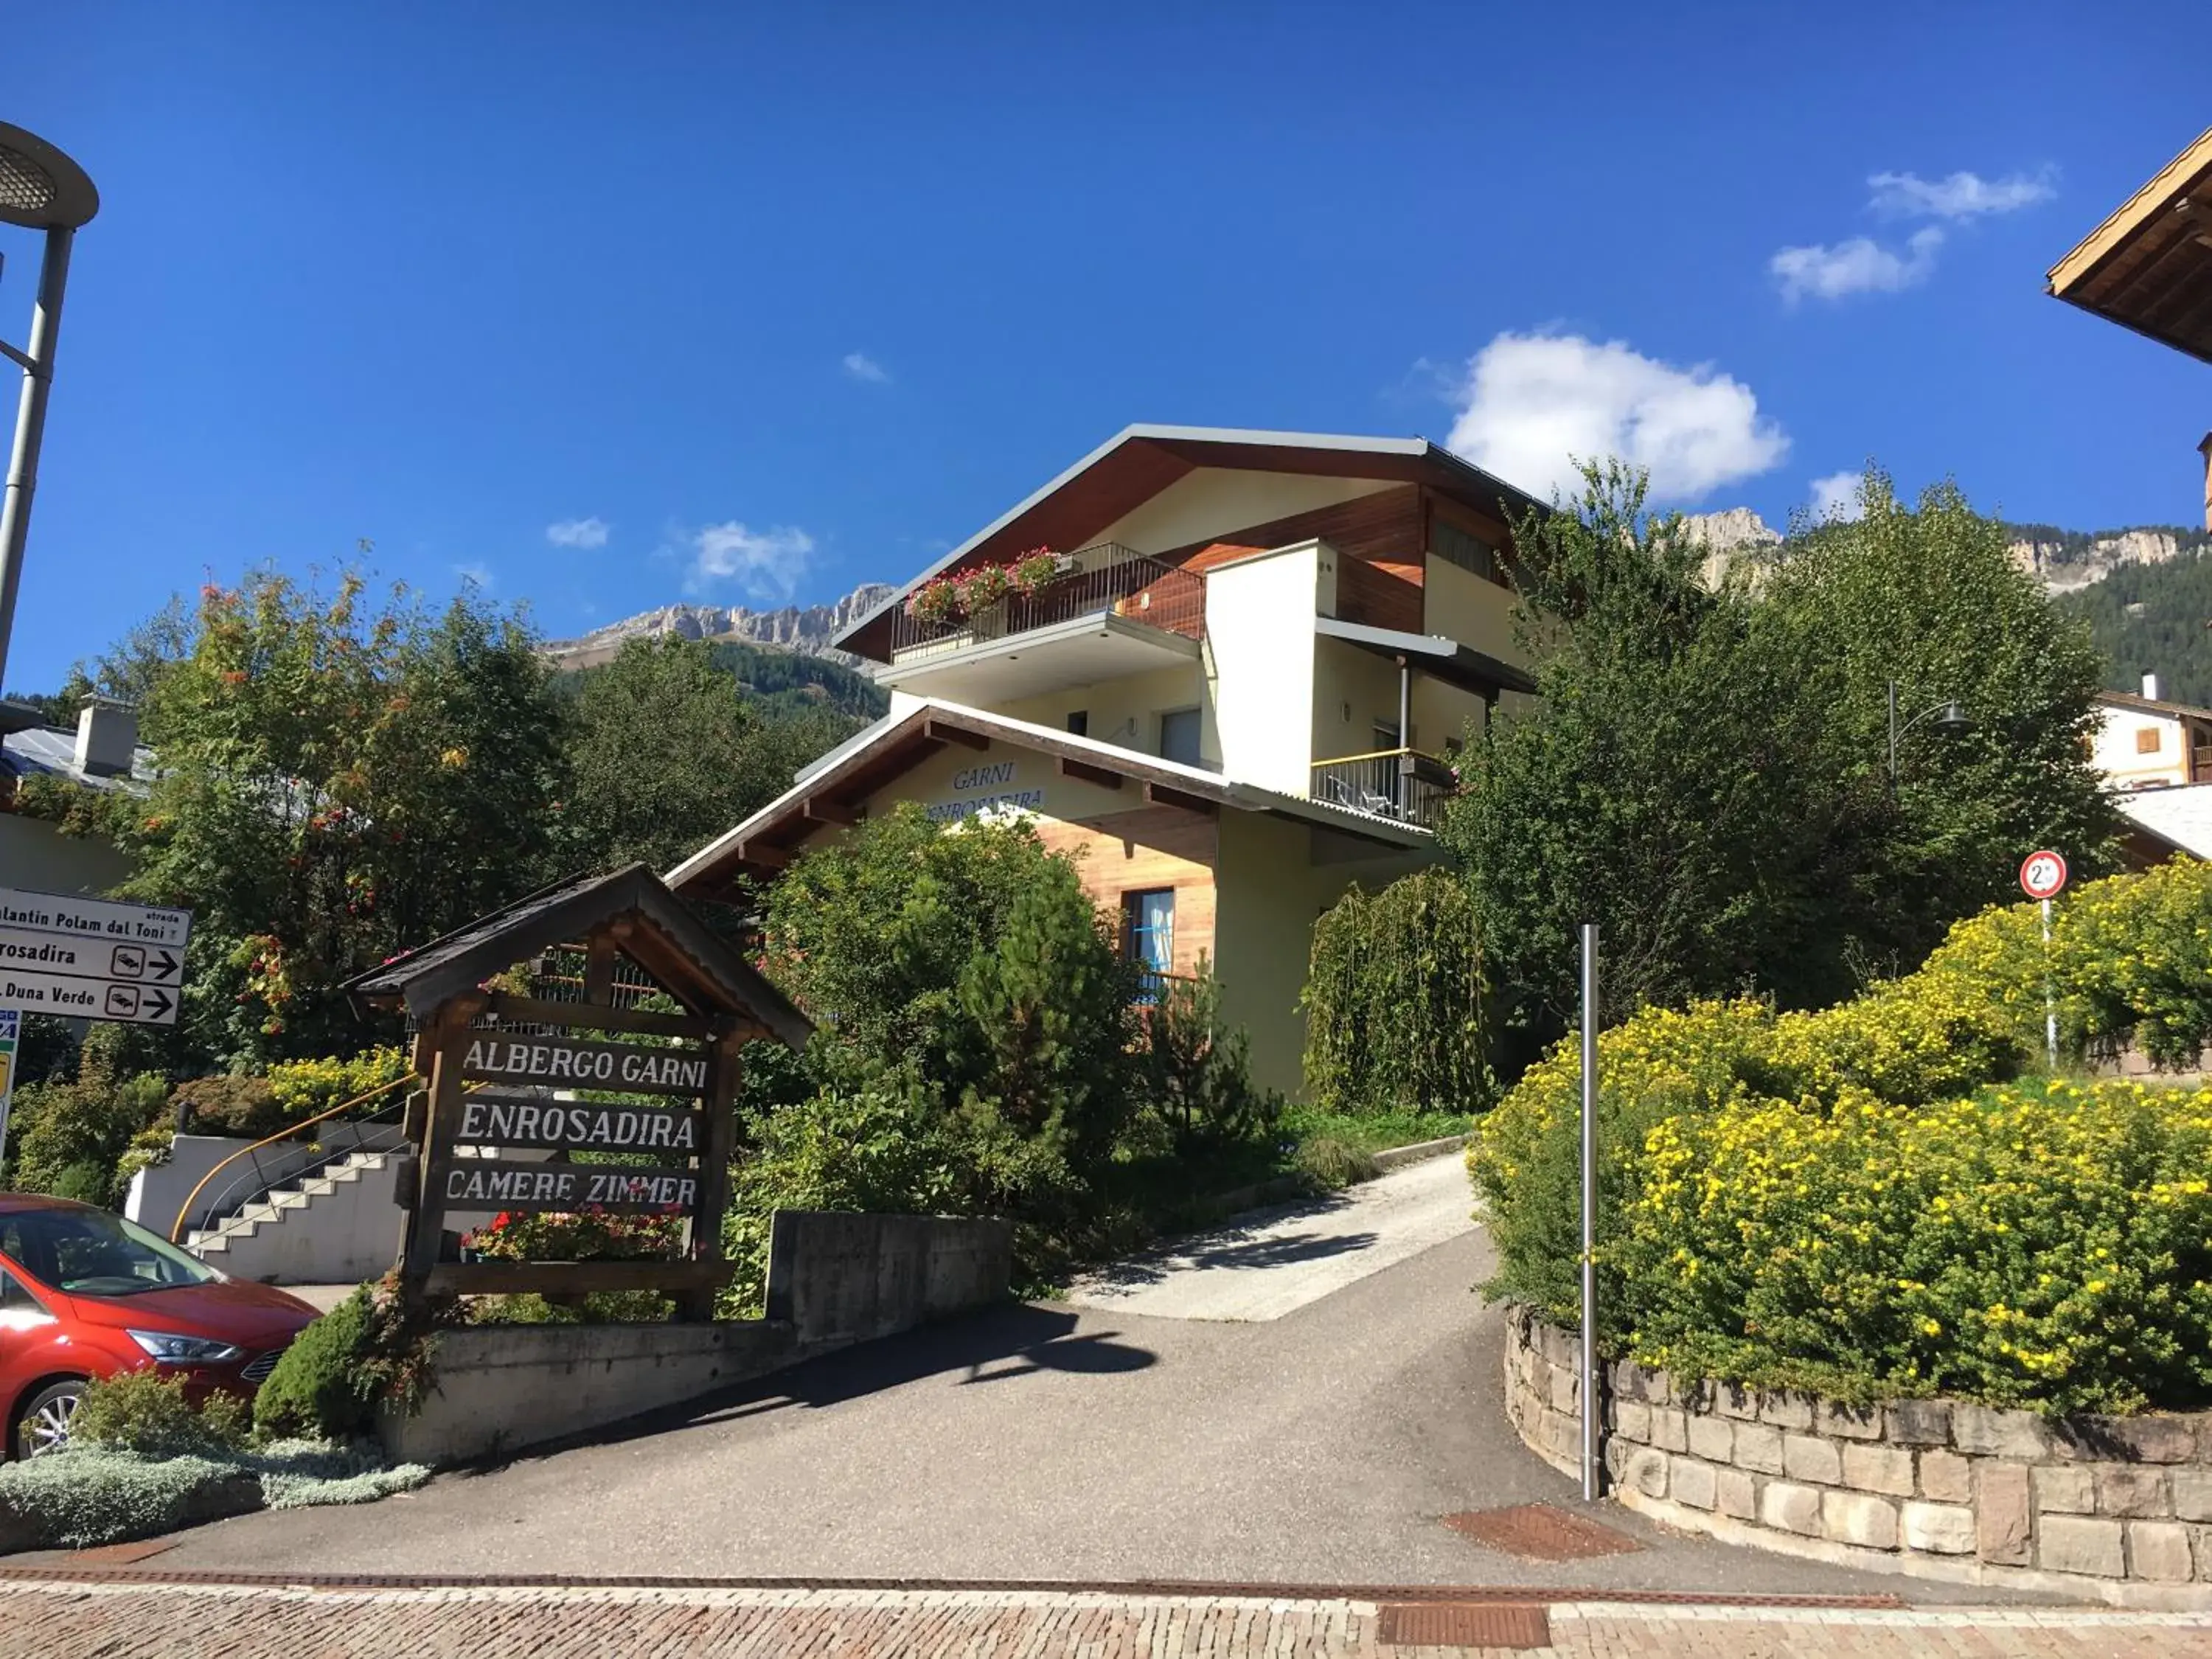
[2047,122,2212,526]
[2116,781,2212,866]
[667,424,1544,1096]
[0,698,151,895]
[2090,674,2212,793]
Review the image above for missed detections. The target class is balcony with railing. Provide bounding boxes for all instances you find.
[1309,747,1456,830]
[888,543,1205,661]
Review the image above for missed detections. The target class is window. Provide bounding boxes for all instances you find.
[1373,720,1402,753]
[1430,519,1495,582]
[1122,888,1175,1002]
[0,1268,46,1318]
[1066,710,1089,737]
[1159,708,1202,767]
[0,1208,220,1297]
[2137,726,2163,754]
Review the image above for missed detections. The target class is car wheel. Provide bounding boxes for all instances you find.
[15,1379,87,1459]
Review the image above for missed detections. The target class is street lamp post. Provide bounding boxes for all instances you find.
[0,122,100,695]
[1886,678,1972,788]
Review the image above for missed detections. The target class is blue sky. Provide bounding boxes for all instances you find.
[3,1,2205,690]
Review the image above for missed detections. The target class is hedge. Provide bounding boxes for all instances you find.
[1301,868,1489,1115]
[1470,866,2212,1415]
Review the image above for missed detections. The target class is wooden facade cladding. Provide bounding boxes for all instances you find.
[1029,804,1218,979]
[1165,486,1429,632]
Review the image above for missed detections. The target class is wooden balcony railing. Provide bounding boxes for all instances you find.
[1309,748,1456,830]
[887,543,1206,662]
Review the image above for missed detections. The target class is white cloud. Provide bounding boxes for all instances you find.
[546,516,611,549]
[842,352,890,384]
[453,562,494,590]
[1444,331,1790,504]
[685,521,815,600]
[1868,168,2054,220]
[1809,471,1864,522]
[1771,226,1944,303]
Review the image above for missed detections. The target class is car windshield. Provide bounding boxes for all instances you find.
[0,1208,221,1297]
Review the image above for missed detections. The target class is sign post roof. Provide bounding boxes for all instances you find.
[344,862,810,1048]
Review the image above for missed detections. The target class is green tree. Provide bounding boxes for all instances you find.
[1443,462,1828,1054]
[1442,463,2115,1068]
[758,803,1140,1222]
[1756,470,2117,984]
[558,636,838,873]
[122,570,568,1066]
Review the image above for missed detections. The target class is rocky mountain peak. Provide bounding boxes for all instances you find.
[543,582,897,669]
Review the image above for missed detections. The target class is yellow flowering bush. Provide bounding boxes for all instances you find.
[265,1046,411,1121]
[1921,860,2212,1069]
[1619,1080,2212,1413]
[1470,863,2212,1412]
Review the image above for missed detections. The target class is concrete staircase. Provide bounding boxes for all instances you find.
[186,1149,403,1284]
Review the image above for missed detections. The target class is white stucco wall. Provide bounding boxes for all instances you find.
[2093,706,2193,790]
[1423,554,1523,664]
[1413,676,1491,757]
[1312,635,1407,765]
[1207,544,1324,795]
[994,664,1214,768]
[1093,469,1390,556]
[1210,812,1441,1099]
[0,815,135,897]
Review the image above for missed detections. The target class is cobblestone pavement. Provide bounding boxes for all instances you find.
[0,1578,2207,1658]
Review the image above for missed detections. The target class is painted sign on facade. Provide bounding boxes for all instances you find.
[928,759,1045,824]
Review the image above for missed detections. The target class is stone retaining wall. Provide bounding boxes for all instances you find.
[1503,1304,2212,1607]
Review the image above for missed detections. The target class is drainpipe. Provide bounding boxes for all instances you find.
[1397,658,1411,815]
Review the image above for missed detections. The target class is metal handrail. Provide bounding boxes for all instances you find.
[1311,744,1452,769]
[181,1096,411,1247]
[888,543,1206,661]
[168,1071,419,1243]
[1309,746,1456,830]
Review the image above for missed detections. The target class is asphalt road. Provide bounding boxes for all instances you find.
[1062,1152,1477,1321]
[150,1160,2020,1601]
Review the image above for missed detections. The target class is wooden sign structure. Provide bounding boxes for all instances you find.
[344,864,812,1319]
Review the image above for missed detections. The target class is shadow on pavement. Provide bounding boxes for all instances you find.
[459,1303,1156,1472]
[1073,1192,1364,1292]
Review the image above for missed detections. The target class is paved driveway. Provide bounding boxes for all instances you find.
[146,1161,2008,1601]
[1062,1152,1478,1321]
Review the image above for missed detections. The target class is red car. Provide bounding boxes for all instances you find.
[0,1193,319,1458]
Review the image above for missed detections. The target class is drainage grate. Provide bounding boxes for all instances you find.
[1442,1503,1643,1561]
[1377,1602,1550,1649]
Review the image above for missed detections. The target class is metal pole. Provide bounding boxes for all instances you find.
[1396,658,1412,815]
[0,226,76,691]
[2042,897,2058,1070]
[1579,921,1601,1500]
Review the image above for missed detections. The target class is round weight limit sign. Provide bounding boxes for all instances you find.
[2019,849,2068,901]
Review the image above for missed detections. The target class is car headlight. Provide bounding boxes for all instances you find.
[128,1329,244,1364]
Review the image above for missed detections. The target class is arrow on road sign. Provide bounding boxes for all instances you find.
[150,948,178,981]
[142,988,173,1020]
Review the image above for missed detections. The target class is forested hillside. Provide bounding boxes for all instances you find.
[706,640,888,720]
[2053,543,2212,706]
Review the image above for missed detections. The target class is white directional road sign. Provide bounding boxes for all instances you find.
[0,886,192,1025]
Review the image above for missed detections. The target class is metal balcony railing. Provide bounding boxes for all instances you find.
[888,543,1206,662]
[1309,748,1456,830]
